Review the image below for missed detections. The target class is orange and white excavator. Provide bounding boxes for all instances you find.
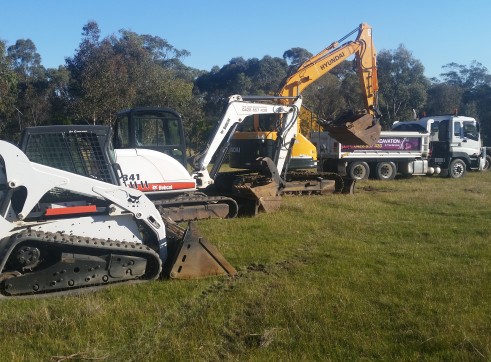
[228,23,382,172]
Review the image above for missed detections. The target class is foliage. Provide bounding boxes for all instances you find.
[1,23,491,146]
[194,55,290,117]
[282,47,313,67]
[430,62,491,143]
[0,40,18,137]
[377,45,429,128]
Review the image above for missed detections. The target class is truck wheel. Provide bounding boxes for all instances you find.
[375,161,397,180]
[348,161,369,180]
[483,155,491,171]
[448,158,466,178]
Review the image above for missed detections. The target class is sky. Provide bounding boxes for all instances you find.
[1,0,490,79]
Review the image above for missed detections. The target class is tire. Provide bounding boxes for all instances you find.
[448,158,467,179]
[375,161,397,180]
[348,161,369,180]
[483,155,491,171]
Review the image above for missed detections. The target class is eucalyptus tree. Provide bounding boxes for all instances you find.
[439,61,491,142]
[0,40,18,139]
[66,21,196,125]
[6,38,51,133]
[377,45,429,128]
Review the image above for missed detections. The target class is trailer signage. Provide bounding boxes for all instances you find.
[341,136,421,152]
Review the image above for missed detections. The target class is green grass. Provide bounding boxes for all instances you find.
[1,173,491,361]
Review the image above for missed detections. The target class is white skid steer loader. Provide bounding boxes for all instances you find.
[0,141,236,298]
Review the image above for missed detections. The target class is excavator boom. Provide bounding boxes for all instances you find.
[279,23,381,146]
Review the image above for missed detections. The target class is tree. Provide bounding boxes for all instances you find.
[194,55,288,125]
[7,38,50,136]
[66,21,197,125]
[7,39,43,80]
[283,47,313,71]
[0,40,18,139]
[44,66,72,124]
[434,61,491,143]
[377,45,429,128]
[425,82,462,116]
[302,73,345,133]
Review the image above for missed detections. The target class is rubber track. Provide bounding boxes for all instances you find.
[0,230,162,298]
[152,194,239,219]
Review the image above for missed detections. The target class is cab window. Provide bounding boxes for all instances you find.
[463,121,478,140]
[115,115,130,148]
[453,122,462,138]
[135,113,181,146]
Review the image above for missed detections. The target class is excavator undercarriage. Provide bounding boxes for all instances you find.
[212,156,355,215]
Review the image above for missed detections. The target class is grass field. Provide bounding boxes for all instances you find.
[1,172,490,361]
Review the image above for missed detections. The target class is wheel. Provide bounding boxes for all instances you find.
[483,155,491,171]
[348,161,369,180]
[375,161,397,180]
[448,158,467,179]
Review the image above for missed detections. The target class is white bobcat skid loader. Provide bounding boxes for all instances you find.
[0,141,235,298]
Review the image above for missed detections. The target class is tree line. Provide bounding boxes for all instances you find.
[1,21,491,148]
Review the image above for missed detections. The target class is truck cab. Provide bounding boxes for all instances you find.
[430,116,485,177]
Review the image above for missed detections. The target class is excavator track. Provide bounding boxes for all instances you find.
[151,193,238,222]
[282,171,356,195]
[213,168,355,215]
[0,230,162,298]
[212,170,282,216]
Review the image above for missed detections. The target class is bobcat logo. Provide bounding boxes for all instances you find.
[127,194,142,204]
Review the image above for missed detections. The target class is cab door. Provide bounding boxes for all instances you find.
[452,119,481,156]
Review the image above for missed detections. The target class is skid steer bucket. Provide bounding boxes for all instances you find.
[164,219,237,279]
[325,114,381,146]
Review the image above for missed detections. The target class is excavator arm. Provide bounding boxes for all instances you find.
[280,23,378,106]
[279,23,381,145]
[192,95,302,188]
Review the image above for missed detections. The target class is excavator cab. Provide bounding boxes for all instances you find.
[114,107,188,168]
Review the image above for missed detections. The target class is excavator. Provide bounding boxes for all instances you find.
[20,95,337,221]
[0,140,237,298]
[229,23,382,172]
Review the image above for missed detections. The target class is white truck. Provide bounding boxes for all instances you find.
[312,115,486,180]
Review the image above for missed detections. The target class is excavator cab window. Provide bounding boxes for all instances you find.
[115,108,187,167]
[236,114,278,132]
[236,115,255,132]
[114,115,130,148]
[134,116,181,147]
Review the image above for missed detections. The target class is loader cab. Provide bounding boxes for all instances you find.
[114,107,187,167]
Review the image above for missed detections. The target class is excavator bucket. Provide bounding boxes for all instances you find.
[211,157,283,216]
[234,182,282,214]
[325,114,381,146]
[164,219,237,279]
